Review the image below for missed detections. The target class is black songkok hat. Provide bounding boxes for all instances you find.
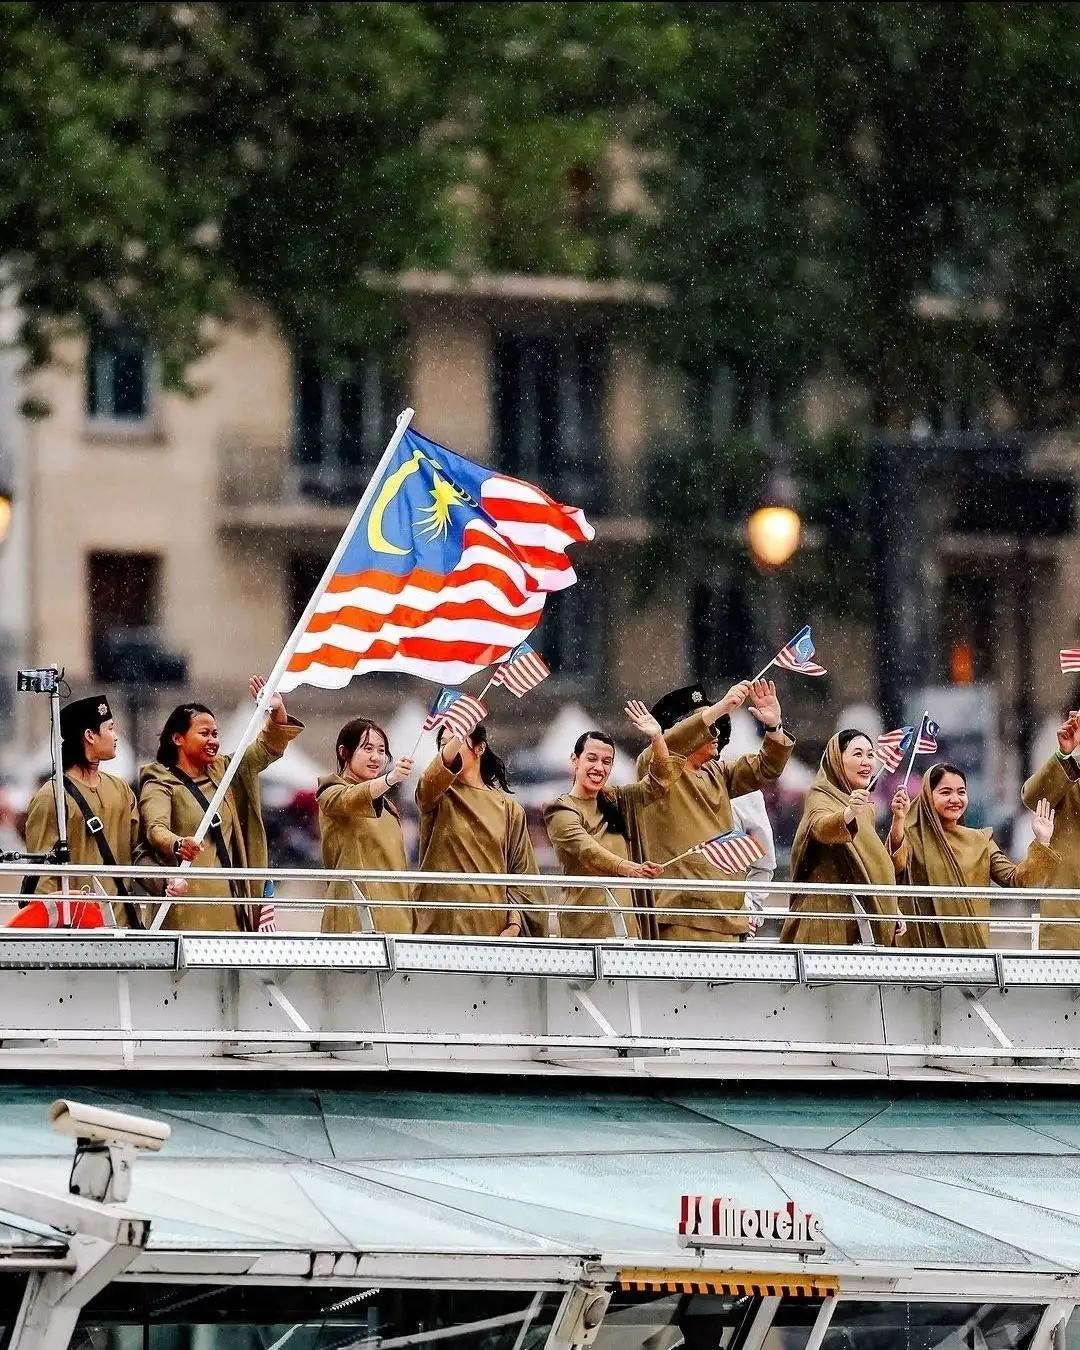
[60,695,113,752]
[650,684,711,731]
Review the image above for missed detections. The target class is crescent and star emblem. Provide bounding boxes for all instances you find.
[366,448,470,554]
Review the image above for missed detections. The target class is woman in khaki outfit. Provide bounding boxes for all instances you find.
[318,717,413,934]
[780,729,904,946]
[414,721,539,938]
[891,763,1057,949]
[543,701,677,940]
[139,676,302,931]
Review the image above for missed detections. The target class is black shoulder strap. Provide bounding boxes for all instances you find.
[168,767,238,878]
[62,776,145,929]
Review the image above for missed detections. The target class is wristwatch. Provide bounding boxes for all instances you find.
[763,719,787,736]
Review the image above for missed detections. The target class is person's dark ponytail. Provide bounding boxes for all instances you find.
[573,731,628,837]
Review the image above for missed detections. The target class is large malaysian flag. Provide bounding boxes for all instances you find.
[278,426,593,691]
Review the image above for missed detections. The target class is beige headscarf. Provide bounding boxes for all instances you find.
[784,732,899,944]
[899,765,993,947]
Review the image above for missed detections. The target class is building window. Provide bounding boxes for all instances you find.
[690,580,754,687]
[86,551,161,680]
[85,317,150,422]
[288,551,327,632]
[493,332,607,513]
[293,354,398,502]
[534,570,602,687]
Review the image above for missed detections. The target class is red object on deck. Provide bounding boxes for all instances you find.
[6,898,106,929]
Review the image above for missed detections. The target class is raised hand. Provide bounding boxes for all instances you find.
[746,678,782,730]
[843,788,871,825]
[717,680,752,715]
[387,755,414,787]
[625,699,662,740]
[250,674,286,722]
[1032,798,1056,845]
[891,786,910,821]
[1058,711,1080,757]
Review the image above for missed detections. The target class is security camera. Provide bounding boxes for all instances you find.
[49,1100,171,1152]
[49,1100,170,1204]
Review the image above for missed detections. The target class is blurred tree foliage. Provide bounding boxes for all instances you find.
[639,1,1080,430]
[4,0,1080,447]
[0,1,675,381]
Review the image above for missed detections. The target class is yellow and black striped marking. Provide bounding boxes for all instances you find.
[617,1270,839,1299]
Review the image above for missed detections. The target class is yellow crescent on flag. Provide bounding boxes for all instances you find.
[366,448,425,555]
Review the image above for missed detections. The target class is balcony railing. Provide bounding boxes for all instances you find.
[1,861,1079,1078]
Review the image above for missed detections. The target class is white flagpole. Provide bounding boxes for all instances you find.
[751,656,777,681]
[901,711,927,793]
[149,406,417,931]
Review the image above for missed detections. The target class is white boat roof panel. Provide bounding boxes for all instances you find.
[0,1084,1078,1270]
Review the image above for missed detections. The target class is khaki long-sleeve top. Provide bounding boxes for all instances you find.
[638,713,793,939]
[23,771,158,925]
[317,773,412,934]
[414,755,539,937]
[1021,752,1080,949]
[543,753,680,940]
[893,826,1058,949]
[138,716,302,932]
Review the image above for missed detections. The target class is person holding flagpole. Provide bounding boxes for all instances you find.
[1020,709,1080,948]
[638,679,793,942]
[543,702,677,940]
[780,729,905,946]
[138,676,303,931]
[318,718,414,935]
[414,718,539,937]
[889,763,1057,948]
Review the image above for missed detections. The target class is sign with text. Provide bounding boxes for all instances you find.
[679,1194,825,1256]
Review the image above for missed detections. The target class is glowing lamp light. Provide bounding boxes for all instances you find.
[0,491,11,547]
[747,503,801,569]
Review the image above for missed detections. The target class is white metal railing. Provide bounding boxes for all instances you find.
[0,861,1072,947]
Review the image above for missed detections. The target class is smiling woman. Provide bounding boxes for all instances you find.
[137,677,304,932]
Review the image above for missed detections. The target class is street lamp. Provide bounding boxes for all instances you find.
[747,454,801,569]
[0,475,10,547]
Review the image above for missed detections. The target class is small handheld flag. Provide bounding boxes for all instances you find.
[664,828,766,874]
[425,690,487,743]
[257,879,277,934]
[1061,649,1080,674]
[875,726,915,774]
[489,642,551,699]
[423,688,462,734]
[757,625,827,679]
[902,711,941,790]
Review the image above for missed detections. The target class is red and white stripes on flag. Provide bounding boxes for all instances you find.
[694,829,766,874]
[257,904,276,933]
[1061,649,1080,674]
[490,643,550,698]
[875,726,914,773]
[438,693,488,742]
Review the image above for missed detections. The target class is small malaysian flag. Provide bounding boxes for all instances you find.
[423,688,462,734]
[694,829,766,874]
[916,716,940,754]
[256,879,276,933]
[431,691,487,742]
[491,642,550,698]
[770,625,827,677]
[875,726,914,772]
[1062,649,1080,674]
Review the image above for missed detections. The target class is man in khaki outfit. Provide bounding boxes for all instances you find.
[639,679,793,941]
[1022,709,1080,948]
